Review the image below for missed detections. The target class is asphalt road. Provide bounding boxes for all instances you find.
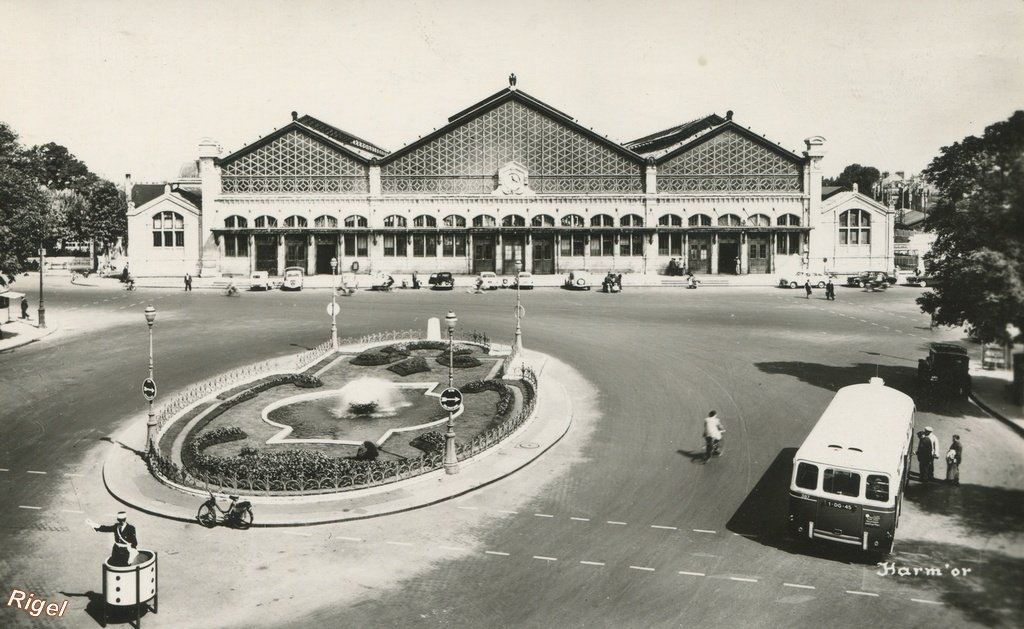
[0,279,1021,628]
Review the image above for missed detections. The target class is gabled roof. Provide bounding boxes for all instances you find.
[624,114,726,156]
[129,183,202,216]
[131,184,167,208]
[382,87,645,165]
[820,189,892,215]
[651,120,805,166]
[217,117,383,166]
[822,186,845,200]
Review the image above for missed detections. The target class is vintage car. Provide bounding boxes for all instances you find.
[778,271,834,289]
[846,271,896,289]
[477,271,500,290]
[281,266,304,291]
[511,271,535,289]
[905,273,939,287]
[918,342,971,398]
[428,272,454,290]
[563,270,593,291]
[248,271,273,291]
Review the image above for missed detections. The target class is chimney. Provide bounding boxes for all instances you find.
[125,174,134,209]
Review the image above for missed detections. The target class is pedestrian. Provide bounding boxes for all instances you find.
[87,511,139,566]
[916,426,939,482]
[804,280,812,299]
[825,279,835,300]
[184,272,192,291]
[20,296,29,319]
[702,410,724,462]
[945,434,962,486]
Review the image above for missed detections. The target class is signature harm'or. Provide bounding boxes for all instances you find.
[876,561,974,577]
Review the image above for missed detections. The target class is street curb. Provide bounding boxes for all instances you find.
[0,323,60,353]
[970,391,1024,439]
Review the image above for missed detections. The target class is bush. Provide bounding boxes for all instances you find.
[407,340,447,351]
[388,356,430,376]
[382,344,410,357]
[293,374,323,388]
[435,353,482,368]
[410,431,446,453]
[183,427,247,469]
[351,351,395,366]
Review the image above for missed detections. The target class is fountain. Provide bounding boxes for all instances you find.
[336,377,406,417]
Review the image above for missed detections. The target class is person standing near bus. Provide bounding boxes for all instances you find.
[916,427,938,481]
[945,434,962,486]
[702,410,724,462]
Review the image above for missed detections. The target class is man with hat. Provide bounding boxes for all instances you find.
[87,511,138,566]
[945,434,963,486]
[916,426,940,482]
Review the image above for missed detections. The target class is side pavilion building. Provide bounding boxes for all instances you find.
[127,80,894,279]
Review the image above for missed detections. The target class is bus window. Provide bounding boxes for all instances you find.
[823,468,860,497]
[866,474,890,501]
[795,463,818,489]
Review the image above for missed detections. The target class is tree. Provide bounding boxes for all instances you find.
[824,163,881,197]
[0,122,46,285]
[918,111,1024,343]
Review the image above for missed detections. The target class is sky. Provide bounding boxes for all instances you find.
[1,0,1022,184]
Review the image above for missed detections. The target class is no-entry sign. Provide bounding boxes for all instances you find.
[439,387,462,412]
[142,378,157,401]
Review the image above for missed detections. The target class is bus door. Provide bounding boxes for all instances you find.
[814,467,863,545]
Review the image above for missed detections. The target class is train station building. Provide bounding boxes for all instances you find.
[126,79,895,278]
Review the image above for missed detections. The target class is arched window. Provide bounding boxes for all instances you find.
[777,214,800,226]
[224,215,247,228]
[344,215,367,228]
[443,215,466,227]
[284,215,307,228]
[153,211,184,247]
[658,214,682,227]
[718,214,742,227]
[314,215,337,228]
[502,215,525,227]
[413,215,436,228]
[254,215,277,228]
[747,214,770,227]
[839,209,871,245]
[472,215,496,227]
[621,214,643,227]
[383,215,407,228]
[688,214,711,226]
[561,214,584,228]
[531,214,554,227]
[591,214,614,227]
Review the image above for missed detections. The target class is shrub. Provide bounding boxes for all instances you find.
[293,374,323,388]
[435,353,482,368]
[410,431,446,453]
[382,344,410,357]
[407,340,447,351]
[351,351,394,366]
[388,356,430,376]
[183,427,247,469]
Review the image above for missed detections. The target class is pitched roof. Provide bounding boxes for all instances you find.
[296,115,389,159]
[131,184,167,208]
[218,117,384,166]
[624,114,726,156]
[822,186,845,200]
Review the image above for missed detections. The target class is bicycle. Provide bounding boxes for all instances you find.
[196,492,253,529]
[224,285,240,297]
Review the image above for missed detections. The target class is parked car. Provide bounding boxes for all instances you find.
[511,271,534,289]
[248,271,273,291]
[778,271,834,289]
[906,273,939,287]
[563,270,593,291]
[281,266,304,291]
[428,272,454,290]
[845,271,896,289]
[477,271,500,290]
[918,343,971,398]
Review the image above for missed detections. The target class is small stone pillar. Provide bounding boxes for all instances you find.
[427,317,441,341]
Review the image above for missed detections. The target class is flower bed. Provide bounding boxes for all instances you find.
[387,356,430,377]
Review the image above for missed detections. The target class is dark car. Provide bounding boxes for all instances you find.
[846,271,896,290]
[918,343,971,398]
[906,273,939,288]
[428,272,454,290]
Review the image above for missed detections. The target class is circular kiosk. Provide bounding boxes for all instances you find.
[102,550,158,627]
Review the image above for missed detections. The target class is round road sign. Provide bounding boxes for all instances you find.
[326,302,340,316]
[439,387,463,412]
[142,378,157,401]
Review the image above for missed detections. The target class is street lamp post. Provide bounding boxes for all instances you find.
[144,305,157,451]
[330,257,339,349]
[513,260,524,359]
[444,310,459,474]
[37,245,46,328]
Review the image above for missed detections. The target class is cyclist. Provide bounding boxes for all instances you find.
[702,410,724,462]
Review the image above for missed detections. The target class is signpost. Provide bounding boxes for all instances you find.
[439,387,462,412]
[326,302,339,316]
[142,378,157,402]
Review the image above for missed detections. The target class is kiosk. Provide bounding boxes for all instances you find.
[102,549,157,627]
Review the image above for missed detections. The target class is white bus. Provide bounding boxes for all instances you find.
[788,377,915,554]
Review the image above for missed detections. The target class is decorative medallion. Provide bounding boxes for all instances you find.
[494,161,534,196]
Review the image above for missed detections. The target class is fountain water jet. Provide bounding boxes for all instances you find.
[336,377,406,417]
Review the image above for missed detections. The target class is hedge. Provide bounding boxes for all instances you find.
[410,431,446,453]
[351,351,395,366]
[435,353,482,368]
[388,356,431,377]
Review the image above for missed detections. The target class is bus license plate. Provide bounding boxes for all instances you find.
[825,500,856,512]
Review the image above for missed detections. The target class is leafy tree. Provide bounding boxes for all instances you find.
[918,111,1024,343]
[824,163,881,197]
[0,122,46,285]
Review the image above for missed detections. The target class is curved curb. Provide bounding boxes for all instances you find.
[970,391,1024,439]
[0,323,60,353]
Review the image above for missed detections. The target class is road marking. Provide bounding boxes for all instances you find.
[871,322,879,326]
[18,505,42,510]
[651,525,677,530]
[439,545,465,551]
[61,509,84,514]
[580,561,605,566]
[910,598,942,605]
[678,571,705,577]
[533,556,557,562]
[693,529,716,534]
[729,577,758,583]
[456,506,478,511]
[337,536,363,542]
[846,590,878,597]
[63,473,84,477]
[281,531,312,537]
[0,468,8,472]
[629,566,655,572]
[607,521,627,526]
[496,509,517,515]
[385,541,413,546]
[485,551,510,556]
[732,533,759,538]
[27,470,47,474]
[784,583,815,590]
[534,513,554,518]
[570,517,590,522]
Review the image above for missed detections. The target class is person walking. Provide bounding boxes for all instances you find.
[825,278,835,300]
[702,410,724,462]
[87,511,139,566]
[945,434,962,486]
[20,296,29,319]
[184,272,192,291]
[804,280,812,299]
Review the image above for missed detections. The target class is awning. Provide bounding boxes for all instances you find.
[0,290,25,309]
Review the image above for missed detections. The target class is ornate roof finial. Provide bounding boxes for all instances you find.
[509,73,517,89]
